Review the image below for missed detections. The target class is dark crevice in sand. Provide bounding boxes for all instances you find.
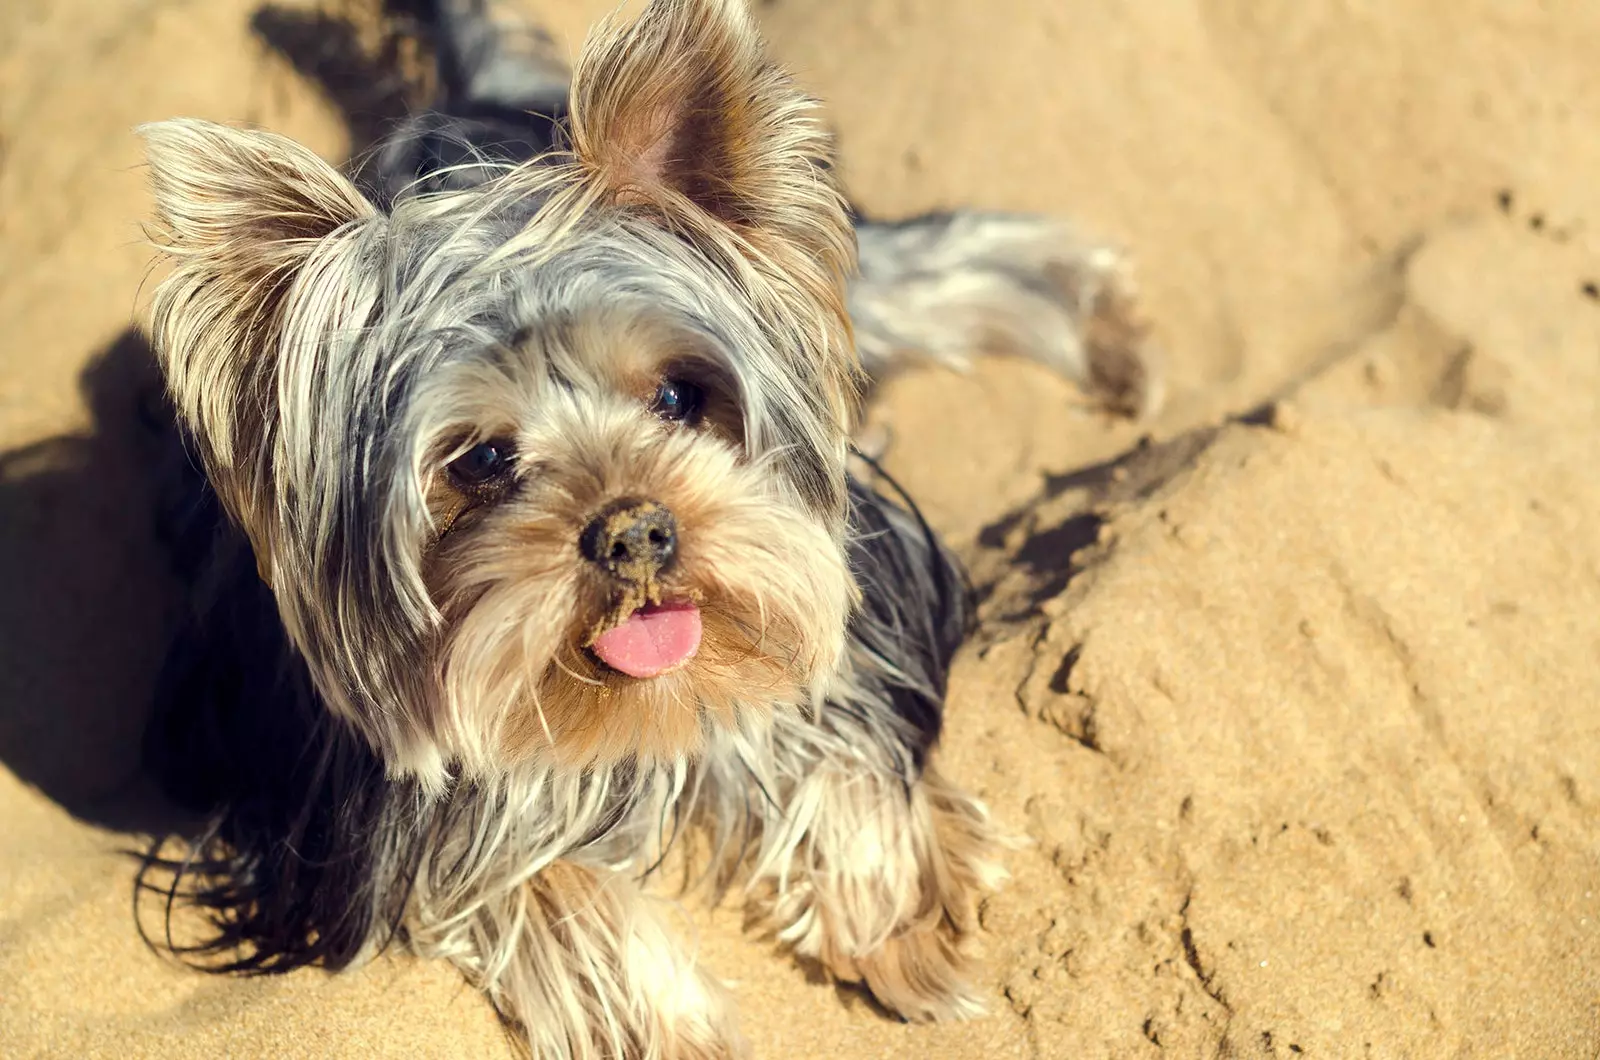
[1011,631,1110,762]
[969,426,1225,635]
[1177,890,1235,1044]
[1046,645,1081,696]
[1009,624,1050,719]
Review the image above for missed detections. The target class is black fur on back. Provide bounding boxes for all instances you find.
[839,455,976,773]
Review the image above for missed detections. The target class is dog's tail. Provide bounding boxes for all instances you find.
[849,211,1163,418]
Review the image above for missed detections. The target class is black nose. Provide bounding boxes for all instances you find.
[579,498,678,581]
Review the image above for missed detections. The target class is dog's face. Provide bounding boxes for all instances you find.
[142,0,859,791]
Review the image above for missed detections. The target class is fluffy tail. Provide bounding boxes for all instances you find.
[851,211,1162,417]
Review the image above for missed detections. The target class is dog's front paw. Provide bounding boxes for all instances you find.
[825,913,987,1022]
[656,1016,750,1060]
[755,761,1008,1023]
[849,765,1006,1022]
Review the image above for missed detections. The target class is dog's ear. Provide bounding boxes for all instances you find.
[139,119,380,545]
[567,0,861,435]
[568,0,847,246]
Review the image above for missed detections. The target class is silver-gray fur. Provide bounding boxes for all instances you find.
[137,1,1155,1055]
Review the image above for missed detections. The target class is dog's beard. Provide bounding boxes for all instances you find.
[426,414,853,775]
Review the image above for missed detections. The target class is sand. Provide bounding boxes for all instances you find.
[3,0,1599,1056]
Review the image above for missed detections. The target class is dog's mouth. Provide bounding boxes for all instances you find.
[587,600,703,679]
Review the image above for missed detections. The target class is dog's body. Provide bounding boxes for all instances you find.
[138,1,1155,1055]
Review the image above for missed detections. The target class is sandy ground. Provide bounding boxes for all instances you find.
[4,0,1600,1056]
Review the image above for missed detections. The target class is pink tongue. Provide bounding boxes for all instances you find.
[591,602,703,679]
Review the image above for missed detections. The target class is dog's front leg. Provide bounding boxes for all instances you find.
[412,859,745,1060]
[744,713,1008,1023]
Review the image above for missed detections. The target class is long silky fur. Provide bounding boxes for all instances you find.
[137,0,1151,1053]
[137,437,984,1027]
[137,449,658,977]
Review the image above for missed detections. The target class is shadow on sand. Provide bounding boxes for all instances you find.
[0,1,433,832]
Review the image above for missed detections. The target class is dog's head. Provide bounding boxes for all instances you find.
[141,0,859,792]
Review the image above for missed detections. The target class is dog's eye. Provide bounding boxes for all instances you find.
[650,378,705,425]
[449,439,513,486]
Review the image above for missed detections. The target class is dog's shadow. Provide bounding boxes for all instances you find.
[0,1,434,834]
[0,330,191,832]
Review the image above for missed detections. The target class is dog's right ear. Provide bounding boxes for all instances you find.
[139,119,379,547]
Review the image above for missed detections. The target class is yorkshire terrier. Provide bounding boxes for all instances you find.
[135,0,1157,1056]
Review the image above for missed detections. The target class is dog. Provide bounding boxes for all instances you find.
[135,1,1158,1055]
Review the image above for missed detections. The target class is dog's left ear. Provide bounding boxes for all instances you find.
[568,0,859,423]
[138,119,381,556]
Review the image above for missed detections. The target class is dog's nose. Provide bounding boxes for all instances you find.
[579,498,678,581]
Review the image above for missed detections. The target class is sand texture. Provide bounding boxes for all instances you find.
[4,0,1600,1056]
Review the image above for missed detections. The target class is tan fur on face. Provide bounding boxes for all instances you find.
[426,386,852,774]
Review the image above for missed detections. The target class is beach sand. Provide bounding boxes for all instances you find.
[3,1,1599,1055]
